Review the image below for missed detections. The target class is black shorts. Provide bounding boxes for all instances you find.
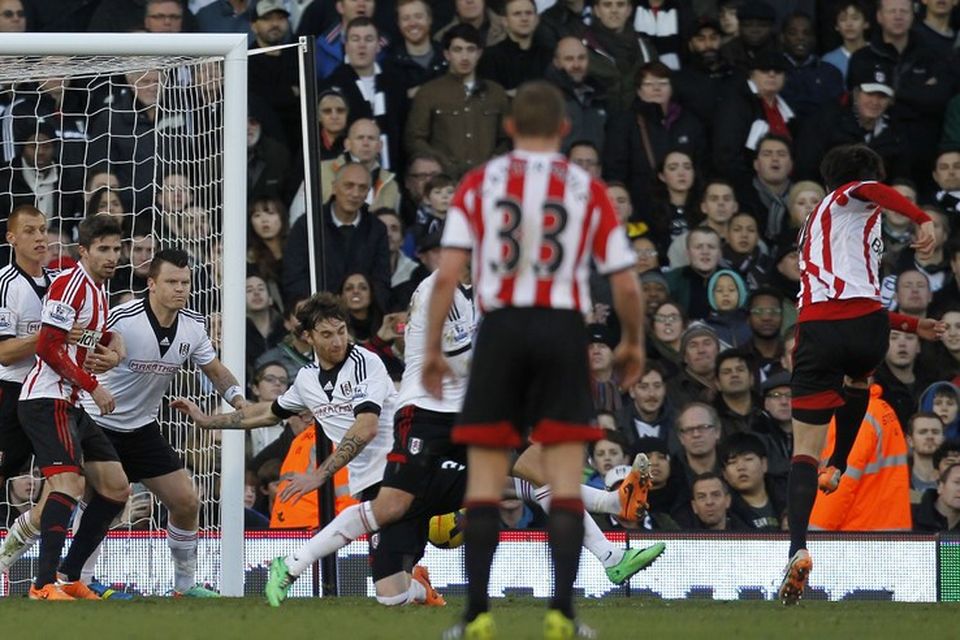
[382,406,465,495]
[454,307,601,448]
[0,380,31,478]
[791,310,889,419]
[102,421,183,483]
[19,399,119,477]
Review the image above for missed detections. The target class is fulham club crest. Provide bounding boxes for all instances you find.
[179,342,190,358]
[340,381,353,397]
[408,437,423,455]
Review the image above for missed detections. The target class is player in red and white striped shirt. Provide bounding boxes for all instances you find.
[422,82,646,638]
[780,144,944,605]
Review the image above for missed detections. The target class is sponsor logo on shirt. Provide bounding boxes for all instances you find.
[25,321,40,334]
[0,311,11,331]
[314,402,354,418]
[128,360,181,375]
[76,329,102,349]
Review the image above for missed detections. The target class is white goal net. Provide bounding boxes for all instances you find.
[0,34,247,597]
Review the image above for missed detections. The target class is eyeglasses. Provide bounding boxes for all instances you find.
[636,249,658,257]
[767,391,792,399]
[148,13,183,20]
[654,313,681,323]
[320,107,347,114]
[0,9,24,18]
[641,79,670,88]
[679,423,716,435]
[750,307,782,317]
[259,374,289,385]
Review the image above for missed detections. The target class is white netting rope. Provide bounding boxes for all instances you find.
[0,55,226,594]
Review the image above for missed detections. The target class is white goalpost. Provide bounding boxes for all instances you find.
[0,33,247,597]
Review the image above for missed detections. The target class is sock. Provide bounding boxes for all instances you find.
[579,485,621,516]
[582,512,623,568]
[36,492,77,588]
[71,499,87,534]
[513,477,537,503]
[828,386,870,472]
[60,493,124,582]
[0,510,41,570]
[80,541,104,585]
[286,501,379,578]
[787,455,819,557]
[548,498,584,619]
[11,509,40,544]
[463,501,500,622]
[404,576,427,604]
[376,591,409,606]
[168,524,199,593]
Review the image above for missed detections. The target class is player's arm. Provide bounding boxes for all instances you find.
[423,248,471,398]
[199,358,248,409]
[83,330,125,374]
[36,323,114,414]
[888,312,946,341]
[0,334,38,365]
[170,397,278,430]
[852,182,935,252]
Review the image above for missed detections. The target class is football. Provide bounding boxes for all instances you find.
[428,509,466,549]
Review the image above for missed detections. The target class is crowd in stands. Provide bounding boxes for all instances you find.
[2,0,960,533]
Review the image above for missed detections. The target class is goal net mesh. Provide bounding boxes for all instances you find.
[0,54,227,595]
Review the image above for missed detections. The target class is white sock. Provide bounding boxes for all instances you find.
[376,591,409,606]
[168,524,199,593]
[80,540,104,584]
[286,501,379,578]
[580,485,620,515]
[404,576,427,604]
[0,511,41,569]
[582,512,624,568]
[12,510,40,544]
[71,500,87,535]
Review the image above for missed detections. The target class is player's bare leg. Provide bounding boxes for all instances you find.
[779,419,829,604]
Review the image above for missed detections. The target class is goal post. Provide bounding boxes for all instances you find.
[0,33,247,597]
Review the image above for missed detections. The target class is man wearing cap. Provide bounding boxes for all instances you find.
[795,60,907,183]
[667,323,720,409]
[672,17,737,135]
[847,0,958,194]
[248,0,300,152]
[753,371,793,476]
[640,271,670,320]
[588,324,623,414]
[0,122,60,226]
[779,12,844,121]
[719,0,780,72]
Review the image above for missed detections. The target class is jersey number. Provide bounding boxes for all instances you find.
[490,199,568,277]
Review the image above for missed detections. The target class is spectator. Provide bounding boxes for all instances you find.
[907,412,946,499]
[632,0,694,71]
[143,0,186,33]
[683,471,748,530]
[920,381,960,440]
[247,101,293,201]
[376,208,418,289]
[822,1,870,80]
[892,206,951,294]
[704,269,751,350]
[0,0,25,32]
[667,324,720,408]
[916,0,958,52]
[248,0,301,150]
[648,299,684,374]
[720,432,785,529]
[795,60,907,183]
[570,141,603,179]
[400,153,443,230]
[697,179,740,247]
[255,296,315,381]
[919,307,960,385]
[434,0,505,48]
[672,17,736,136]
[779,180,824,246]
[719,0,779,72]
[537,0,590,52]
[881,178,919,276]
[634,437,683,529]
[934,439,960,475]
[875,329,925,429]
[315,90,350,163]
[341,271,382,341]
[478,0,550,93]
[932,148,960,221]
[734,134,794,244]
[848,0,958,194]
[587,323,622,414]
[391,0,447,99]
[86,187,124,218]
[405,24,509,178]
[584,431,631,489]
[744,286,785,382]
[752,370,793,476]
[618,361,678,454]
[325,18,406,170]
[713,348,760,436]
[810,384,911,531]
[310,0,388,81]
[247,195,289,304]
[779,12,844,122]
[0,121,61,226]
[246,273,286,367]
[109,226,155,296]
[717,0,741,44]
[633,235,661,276]
[893,269,933,316]
[581,0,657,113]
[546,38,609,154]
[723,211,770,287]
[675,403,723,484]
[195,0,251,33]
[246,360,292,456]
[647,150,701,253]
[413,173,455,241]
[665,226,722,320]
[281,162,391,307]
[605,65,705,222]
[913,462,960,532]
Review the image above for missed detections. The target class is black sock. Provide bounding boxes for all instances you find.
[463,501,500,622]
[36,492,77,588]
[787,455,819,557]
[828,386,870,472]
[59,493,125,581]
[548,498,584,620]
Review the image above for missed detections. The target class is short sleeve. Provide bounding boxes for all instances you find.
[442,169,482,250]
[590,180,635,275]
[41,298,77,332]
[189,332,217,367]
[0,287,20,338]
[352,352,390,414]
[276,370,310,413]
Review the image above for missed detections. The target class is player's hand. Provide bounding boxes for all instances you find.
[377,311,408,342]
[278,471,324,504]
[84,343,121,374]
[422,350,452,399]
[68,323,84,345]
[912,221,937,256]
[612,341,645,392]
[90,384,115,416]
[919,318,947,341]
[170,397,213,428]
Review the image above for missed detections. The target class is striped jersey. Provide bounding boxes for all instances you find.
[395,271,475,414]
[80,298,217,432]
[274,344,396,496]
[0,263,54,383]
[442,150,634,314]
[798,181,884,313]
[21,264,108,405]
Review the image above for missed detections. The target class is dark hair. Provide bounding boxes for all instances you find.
[754,133,793,160]
[442,23,482,50]
[282,293,309,320]
[424,174,455,195]
[247,196,289,283]
[77,214,122,249]
[635,61,672,88]
[691,471,728,494]
[908,411,944,436]
[510,81,566,138]
[374,207,403,229]
[819,144,885,191]
[945,239,960,262]
[715,347,752,377]
[781,10,813,32]
[700,178,737,205]
[748,285,784,307]
[253,360,289,383]
[85,187,124,218]
[295,292,348,333]
[933,439,960,470]
[345,15,378,37]
[7,204,45,232]
[147,248,190,279]
[568,139,599,157]
[256,458,282,485]
[588,430,628,459]
[641,359,668,379]
[834,0,867,21]
[719,432,768,464]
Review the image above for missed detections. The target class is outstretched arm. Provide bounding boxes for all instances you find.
[170,398,277,430]
[199,358,248,409]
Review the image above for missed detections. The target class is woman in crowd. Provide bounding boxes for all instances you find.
[247,196,289,310]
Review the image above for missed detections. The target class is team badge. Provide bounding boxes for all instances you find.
[340,381,353,397]
[408,437,423,455]
[179,342,190,357]
[0,310,11,331]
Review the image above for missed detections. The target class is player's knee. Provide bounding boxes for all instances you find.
[172,490,201,521]
[375,498,409,525]
[101,482,131,503]
[375,591,409,607]
[47,472,84,499]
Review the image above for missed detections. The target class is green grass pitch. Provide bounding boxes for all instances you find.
[2,597,959,640]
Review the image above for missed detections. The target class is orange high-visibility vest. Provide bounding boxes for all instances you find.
[810,384,912,531]
[270,426,357,528]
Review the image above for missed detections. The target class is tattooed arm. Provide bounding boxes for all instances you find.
[199,358,249,409]
[170,398,277,429]
[278,412,380,503]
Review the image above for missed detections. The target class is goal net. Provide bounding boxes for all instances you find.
[0,34,247,597]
